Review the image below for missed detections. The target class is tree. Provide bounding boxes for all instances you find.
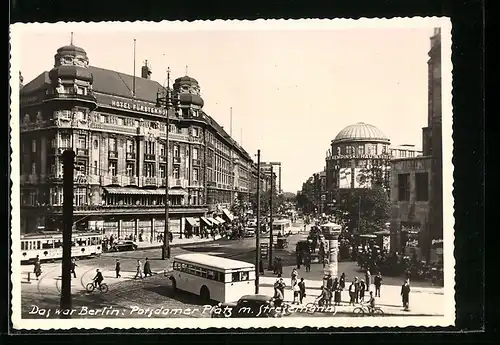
[334,186,390,234]
[250,183,281,216]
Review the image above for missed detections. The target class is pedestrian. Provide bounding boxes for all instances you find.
[135,260,143,279]
[273,286,284,309]
[401,278,411,311]
[298,277,306,304]
[33,255,42,280]
[334,278,342,306]
[70,258,77,278]
[292,281,300,305]
[374,272,383,297]
[365,269,371,292]
[291,268,298,287]
[275,275,286,300]
[296,253,301,269]
[305,254,311,272]
[144,258,153,277]
[354,277,360,303]
[348,280,356,305]
[340,272,346,290]
[115,259,121,278]
[359,279,366,302]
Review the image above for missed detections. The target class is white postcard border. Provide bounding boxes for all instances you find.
[10,17,455,330]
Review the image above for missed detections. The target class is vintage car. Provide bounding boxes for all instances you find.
[111,240,138,252]
[211,294,282,318]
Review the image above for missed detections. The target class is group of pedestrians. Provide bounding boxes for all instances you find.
[273,268,307,307]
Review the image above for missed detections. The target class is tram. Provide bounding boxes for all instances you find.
[20,230,103,264]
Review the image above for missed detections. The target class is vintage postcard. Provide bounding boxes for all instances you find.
[10,18,454,330]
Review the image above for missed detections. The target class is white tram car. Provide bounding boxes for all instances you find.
[20,231,103,263]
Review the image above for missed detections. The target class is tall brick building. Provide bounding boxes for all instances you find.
[19,42,270,239]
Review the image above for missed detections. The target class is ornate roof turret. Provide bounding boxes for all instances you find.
[173,68,204,108]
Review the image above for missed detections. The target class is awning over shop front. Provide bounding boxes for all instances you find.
[201,217,212,226]
[222,209,234,221]
[208,217,220,225]
[186,217,200,227]
[215,216,225,224]
[104,187,187,196]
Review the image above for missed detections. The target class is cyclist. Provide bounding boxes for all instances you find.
[93,269,104,289]
[367,291,376,314]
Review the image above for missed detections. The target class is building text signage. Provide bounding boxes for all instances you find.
[74,175,88,184]
[110,100,167,116]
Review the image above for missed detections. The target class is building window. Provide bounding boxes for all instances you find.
[159,143,166,157]
[31,140,36,153]
[109,161,117,176]
[159,164,166,178]
[109,137,117,152]
[193,148,199,160]
[145,141,155,155]
[397,173,410,201]
[31,161,36,174]
[125,163,134,177]
[93,161,98,175]
[74,188,87,206]
[358,145,365,156]
[382,145,387,154]
[173,145,180,158]
[145,163,155,177]
[193,168,199,181]
[77,135,87,149]
[415,172,429,201]
[192,127,199,137]
[173,167,180,179]
[93,139,98,149]
[127,139,135,153]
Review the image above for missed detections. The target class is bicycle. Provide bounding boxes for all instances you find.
[86,281,109,293]
[305,296,336,314]
[352,303,384,316]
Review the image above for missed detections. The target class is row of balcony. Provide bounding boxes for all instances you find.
[20,204,209,216]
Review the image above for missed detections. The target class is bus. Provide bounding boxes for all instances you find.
[272,219,292,235]
[20,231,103,264]
[169,253,255,303]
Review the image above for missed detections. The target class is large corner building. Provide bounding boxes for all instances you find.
[19,43,270,239]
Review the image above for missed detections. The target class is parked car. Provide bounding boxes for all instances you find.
[111,240,138,252]
[211,294,283,318]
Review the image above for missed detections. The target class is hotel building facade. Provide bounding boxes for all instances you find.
[19,43,270,240]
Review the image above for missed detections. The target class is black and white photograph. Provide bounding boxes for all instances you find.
[10,18,454,329]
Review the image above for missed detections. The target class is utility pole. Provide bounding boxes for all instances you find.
[358,195,362,234]
[268,165,274,270]
[157,67,175,260]
[255,149,261,294]
[60,149,75,318]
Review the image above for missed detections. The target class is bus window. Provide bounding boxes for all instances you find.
[207,269,215,280]
[21,242,25,250]
[187,265,195,275]
[240,271,249,281]
[37,241,41,250]
[232,272,240,282]
[200,268,207,278]
[42,240,53,249]
[28,241,33,250]
[173,262,179,270]
[54,240,62,249]
[181,263,187,272]
[194,268,202,276]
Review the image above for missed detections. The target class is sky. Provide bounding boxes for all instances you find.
[13,20,442,194]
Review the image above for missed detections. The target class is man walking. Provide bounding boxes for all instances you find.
[374,272,383,297]
[348,279,357,306]
[115,259,121,278]
[135,260,143,279]
[401,278,411,311]
[298,277,306,304]
[144,258,153,277]
[365,269,371,292]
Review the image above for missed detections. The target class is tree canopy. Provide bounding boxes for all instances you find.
[333,186,390,234]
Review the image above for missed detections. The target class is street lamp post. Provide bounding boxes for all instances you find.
[156,67,177,260]
[255,150,261,294]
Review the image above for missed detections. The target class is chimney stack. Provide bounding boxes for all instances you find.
[141,60,152,79]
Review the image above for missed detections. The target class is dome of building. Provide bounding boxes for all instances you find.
[179,93,204,107]
[333,122,390,143]
[175,76,198,84]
